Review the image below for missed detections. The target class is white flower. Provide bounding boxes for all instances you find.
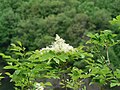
[40,34,74,53]
[34,82,44,90]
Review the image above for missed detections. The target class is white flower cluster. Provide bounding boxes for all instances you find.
[40,34,74,53]
[34,82,44,90]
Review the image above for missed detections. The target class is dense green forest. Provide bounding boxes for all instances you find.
[0,0,120,50]
[0,0,120,90]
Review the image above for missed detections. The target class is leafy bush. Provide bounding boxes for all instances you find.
[0,30,120,90]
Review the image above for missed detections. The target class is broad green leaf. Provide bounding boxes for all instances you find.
[16,41,22,47]
[56,53,68,62]
[5,72,11,76]
[110,83,117,87]
[53,58,59,64]
[45,82,52,86]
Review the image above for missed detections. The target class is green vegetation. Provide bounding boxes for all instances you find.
[0,0,120,90]
[0,30,120,90]
[0,0,120,51]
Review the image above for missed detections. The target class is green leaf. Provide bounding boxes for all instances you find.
[0,53,11,59]
[45,82,52,86]
[5,72,11,76]
[35,51,55,62]
[53,58,59,64]
[56,53,68,62]
[110,83,117,87]
[16,41,22,47]
[14,52,23,56]
[14,70,21,75]
[11,43,16,47]
[0,76,4,79]
[4,66,18,69]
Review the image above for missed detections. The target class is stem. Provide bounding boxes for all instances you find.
[21,86,24,90]
[105,45,119,82]
[64,73,67,90]
[105,46,110,66]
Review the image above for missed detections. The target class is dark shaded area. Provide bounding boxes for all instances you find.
[0,78,14,90]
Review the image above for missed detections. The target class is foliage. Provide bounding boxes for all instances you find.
[86,30,120,88]
[0,35,92,90]
[1,42,55,90]
[0,0,120,89]
[109,15,120,67]
[0,73,4,85]
[0,0,120,52]
[0,31,120,90]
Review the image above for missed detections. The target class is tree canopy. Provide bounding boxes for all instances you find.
[0,0,120,52]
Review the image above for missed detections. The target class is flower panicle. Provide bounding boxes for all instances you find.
[40,34,74,53]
